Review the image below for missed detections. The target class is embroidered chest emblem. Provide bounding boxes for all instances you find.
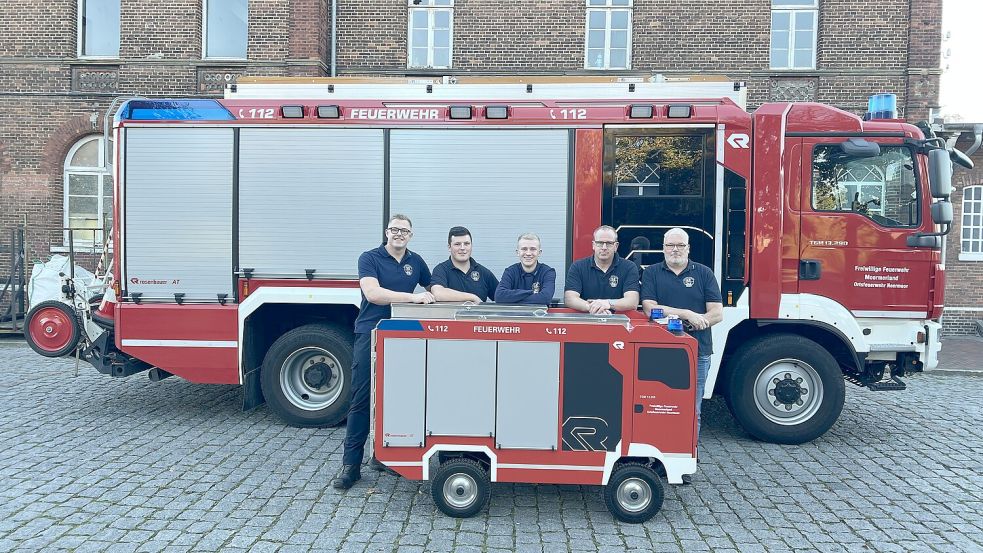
[470,270,480,282]
[609,275,619,288]
[532,282,541,293]
[403,264,413,276]
[683,276,695,288]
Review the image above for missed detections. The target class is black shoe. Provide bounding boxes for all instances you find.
[681,474,693,485]
[332,464,362,490]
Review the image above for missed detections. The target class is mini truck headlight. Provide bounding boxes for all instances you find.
[281,105,305,118]
[317,105,341,119]
[485,105,509,119]
[449,105,473,119]
[667,104,693,118]
[629,104,654,118]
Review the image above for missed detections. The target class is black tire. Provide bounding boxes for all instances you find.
[725,333,845,445]
[431,458,491,518]
[260,323,353,428]
[603,463,664,524]
[24,300,82,358]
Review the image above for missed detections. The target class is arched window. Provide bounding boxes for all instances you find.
[64,135,112,246]
[961,185,983,260]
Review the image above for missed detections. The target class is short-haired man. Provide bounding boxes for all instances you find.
[430,226,499,303]
[333,214,435,491]
[495,233,556,304]
[641,228,722,483]
[564,226,640,315]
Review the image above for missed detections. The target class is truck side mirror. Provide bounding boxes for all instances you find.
[931,200,953,225]
[839,138,880,158]
[928,149,953,198]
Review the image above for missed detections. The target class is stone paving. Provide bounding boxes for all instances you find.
[0,336,981,552]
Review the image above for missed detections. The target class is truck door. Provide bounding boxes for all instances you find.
[602,128,716,268]
[798,139,935,317]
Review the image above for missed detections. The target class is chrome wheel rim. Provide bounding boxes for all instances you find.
[442,474,478,509]
[752,358,824,425]
[616,477,652,513]
[279,346,345,411]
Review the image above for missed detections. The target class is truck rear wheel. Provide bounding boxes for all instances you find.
[725,334,845,445]
[261,324,353,428]
[431,458,490,518]
[603,463,664,524]
[24,300,82,358]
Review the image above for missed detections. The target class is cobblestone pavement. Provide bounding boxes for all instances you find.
[0,337,981,553]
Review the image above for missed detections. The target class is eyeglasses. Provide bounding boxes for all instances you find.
[663,243,689,250]
[593,241,617,248]
[387,227,412,236]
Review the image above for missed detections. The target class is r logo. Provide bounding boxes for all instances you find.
[727,133,750,149]
[612,341,625,350]
[562,417,610,451]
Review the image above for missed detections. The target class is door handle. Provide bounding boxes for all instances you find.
[799,259,822,280]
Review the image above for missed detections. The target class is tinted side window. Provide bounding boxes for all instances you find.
[811,145,919,228]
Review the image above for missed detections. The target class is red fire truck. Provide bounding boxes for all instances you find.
[25,76,968,445]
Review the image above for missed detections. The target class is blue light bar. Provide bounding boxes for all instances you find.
[865,93,897,120]
[117,100,236,122]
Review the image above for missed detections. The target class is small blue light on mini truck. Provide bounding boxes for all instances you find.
[117,99,236,121]
[667,318,684,332]
[865,93,897,120]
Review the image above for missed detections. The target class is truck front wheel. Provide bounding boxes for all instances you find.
[261,324,353,428]
[725,334,845,445]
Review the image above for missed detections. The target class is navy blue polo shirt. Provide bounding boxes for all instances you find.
[641,261,722,357]
[354,245,432,333]
[495,263,556,304]
[431,258,499,302]
[564,255,640,303]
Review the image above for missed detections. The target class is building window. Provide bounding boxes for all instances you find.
[64,136,113,247]
[585,0,632,70]
[204,0,248,59]
[408,0,454,69]
[771,0,817,70]
[78,0,120,58]
[961,185,983,260]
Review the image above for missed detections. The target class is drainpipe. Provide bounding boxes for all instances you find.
[330,0,337,77]
[967,124,982,157]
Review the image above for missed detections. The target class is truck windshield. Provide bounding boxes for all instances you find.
[811,145,920,228]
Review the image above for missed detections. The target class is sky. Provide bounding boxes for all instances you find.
[939,0,983,122]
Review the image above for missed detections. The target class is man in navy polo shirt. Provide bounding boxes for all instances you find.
[564,225,640,315]
[495,233,556,304]
[431,226,499,303]
[332,214,434,491]
[641,227,722,483]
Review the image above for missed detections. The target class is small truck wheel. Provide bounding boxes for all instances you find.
[603,463,664,524]
[431,458,490,518]
[25,300,82,358]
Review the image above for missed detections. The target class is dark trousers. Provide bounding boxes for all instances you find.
[342,332,372,466]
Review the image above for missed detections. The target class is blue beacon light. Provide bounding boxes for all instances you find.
[865,93,898,120]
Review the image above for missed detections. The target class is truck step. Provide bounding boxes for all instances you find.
[867,375,907,391]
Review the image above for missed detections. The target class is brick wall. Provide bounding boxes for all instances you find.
[942,141,983,335]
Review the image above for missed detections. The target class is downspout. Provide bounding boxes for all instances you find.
[967,124,982,157]
[330,0,337,77]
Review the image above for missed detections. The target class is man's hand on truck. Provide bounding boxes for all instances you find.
[587,299,613,315]
[412,291,436,304]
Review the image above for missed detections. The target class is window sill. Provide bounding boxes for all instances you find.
[958,252,983,262]
[51,245,112,255]
[202,56,248,62]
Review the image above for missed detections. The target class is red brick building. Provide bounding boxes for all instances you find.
[1,0,979,333]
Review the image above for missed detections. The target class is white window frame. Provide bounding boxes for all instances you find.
[202,0,249,60]
[770,0,818,70]
[584,0,633,70]
[77,0,120,59]
[960,185,983,261]
[63,135,112,248]
[407,0,454,69]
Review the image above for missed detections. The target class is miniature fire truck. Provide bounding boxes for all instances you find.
[371,303,698,523]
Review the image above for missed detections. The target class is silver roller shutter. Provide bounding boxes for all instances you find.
[124,127,233,300]
[389,129,570,298]
[238,128,385,276]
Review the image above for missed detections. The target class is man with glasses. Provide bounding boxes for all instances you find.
[641,227,722,483]
[495,233,556,304]
[564,225,640,315]
[431,226,499,303]
[333,214,434,491]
